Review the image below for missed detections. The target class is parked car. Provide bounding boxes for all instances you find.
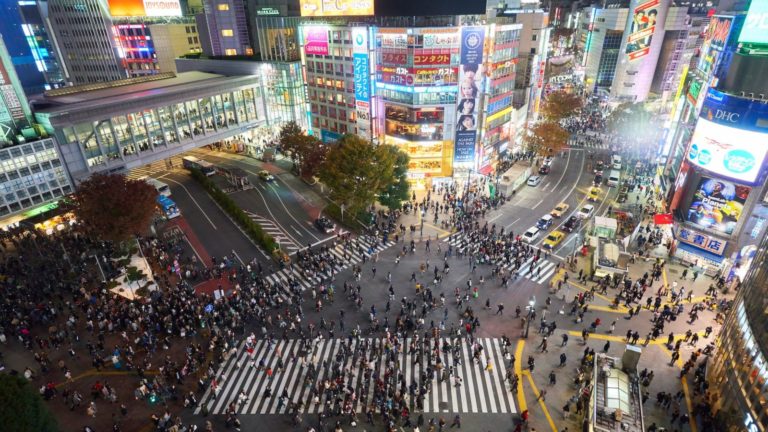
[543,231,566,250]
[258,170,275,182]
[578,204,595,219]
[536,214,554,230]
[563,215,581,232]
[314,217,336,233]
[521,226,541,243]
[551,202,570,218]
[527,175,542,187]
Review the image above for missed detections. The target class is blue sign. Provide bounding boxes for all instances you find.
[460,27,485,66]
[320,129,341,143]
[454,131,476,163]
[701,88,768,132]
[353,53,370,103]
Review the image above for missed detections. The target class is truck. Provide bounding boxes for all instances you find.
[592,237,631,282]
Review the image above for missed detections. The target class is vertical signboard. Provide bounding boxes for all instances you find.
[454,26,485,164]
[697,16,734,76]
[0,57,26,126]
[352,27,371,137]
[624,0,662,61]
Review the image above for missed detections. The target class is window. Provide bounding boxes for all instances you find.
[217,3,229,10]
[530,48,536,54]
[225,49,237,55]
[222,29,234,37]
[532,34,537,41]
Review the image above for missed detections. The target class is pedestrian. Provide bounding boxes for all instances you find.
[559,353,567,367]
[537,389,547,402]
[549,371,557,385]
[451,414,461,428]
[496,303,504,315]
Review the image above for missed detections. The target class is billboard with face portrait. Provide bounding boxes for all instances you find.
[454,26,486,164]
[686,176,750,235]
[624,0,662,61]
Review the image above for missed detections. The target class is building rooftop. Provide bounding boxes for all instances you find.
[34,72,261,125]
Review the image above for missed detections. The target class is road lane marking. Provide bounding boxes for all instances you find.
[162,176,217,229]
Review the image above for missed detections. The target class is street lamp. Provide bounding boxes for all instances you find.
[523,296,536,338]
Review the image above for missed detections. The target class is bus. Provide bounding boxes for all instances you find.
[157,195,181,219]
[182,156,216,176]
[142,177,171,197]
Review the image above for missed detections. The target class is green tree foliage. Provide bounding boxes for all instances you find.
[605,102,651,138]
[70,173,157,243]
[524,121,570,156]
[0,374,58,432]
[377,146,410,210]
[540,90,583,121]
[318,135,399,217]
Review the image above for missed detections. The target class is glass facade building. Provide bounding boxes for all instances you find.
[0,137,73,218]
[709,236,768,431]
[34,72,270,181]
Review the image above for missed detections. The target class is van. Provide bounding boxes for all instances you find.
[612,155,622,170]
[521,226,541,243]
[607,170,621,187]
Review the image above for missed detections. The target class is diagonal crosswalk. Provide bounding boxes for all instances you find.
[195,337,517,416]
[444,233,559,285]
[262,235,395,300]
[245,211,302,253]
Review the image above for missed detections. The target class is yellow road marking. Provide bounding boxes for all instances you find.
[515,340,527,413]
[659,346,698,432]
[523,370,558,432]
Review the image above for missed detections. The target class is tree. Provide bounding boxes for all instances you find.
[318,135,397,217]
[540,90,583,121]
[278,122,328,179]
[523,121,570,156]
[125,265,147,288]
[377,146,410,210]
[605,102,651,139]
[0,374,58,432]
[69,173,157,243]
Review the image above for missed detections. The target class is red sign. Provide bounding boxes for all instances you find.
[413,53,451,65]
[654,213,674,225]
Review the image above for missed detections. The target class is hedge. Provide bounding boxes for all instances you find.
[188,168,281,255]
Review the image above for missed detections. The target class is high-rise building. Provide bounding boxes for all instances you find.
[112,22,160,77]
[196,0,252,56]
[0,34,33,143]
[149,22,202,73]
[44,0,127,84]
[576,5,630,97]
[0,0,51,94]
[17,0,67,90]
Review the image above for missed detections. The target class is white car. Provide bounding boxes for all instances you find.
[578,204,595,219]
[527,175,542,187]
[521,226,541,243]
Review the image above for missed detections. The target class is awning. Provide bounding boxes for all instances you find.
[479,165,494,176]
[677,243,725,264]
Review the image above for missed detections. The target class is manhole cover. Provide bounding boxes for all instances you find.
[668,269,679,274]
[439,401,448,410]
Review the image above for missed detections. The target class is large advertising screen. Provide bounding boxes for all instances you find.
[454,26,486,165]
[739,0,768,44]
[686,176,750,235]
[697,16,734,75]
[687,118,768,184]
[300,0,373,17]
[107,0,181,17]
[624,0,661,61]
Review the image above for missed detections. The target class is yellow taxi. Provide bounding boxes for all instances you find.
[588,187,601,202]
[551,202,569,218]
[543,230,566,250]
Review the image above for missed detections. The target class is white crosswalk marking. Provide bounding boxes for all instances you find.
[443,233,559,285]
[244,211,301,253]
[262,236,395,300]
[197,337,517,416]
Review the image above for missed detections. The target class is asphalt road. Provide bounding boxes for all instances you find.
[160,170,268,266]
[190,151,331,252]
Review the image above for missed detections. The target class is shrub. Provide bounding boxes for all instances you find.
[188,169,282,256]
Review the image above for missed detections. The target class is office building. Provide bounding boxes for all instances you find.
[44,0,126,84]
[196,0,252,56]
[14,0,67,92]
[0,35,34,144]
[149,22,202,73]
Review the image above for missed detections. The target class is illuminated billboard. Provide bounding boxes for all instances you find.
[108,0,182,17]
[300,0,373,17]
[303,28,328,56]
[697,16,734,75]
[624,0,662,61]
[687,118,768,184]
[454,26,485,165]
[686,176,750,236]
[739,0,768,44]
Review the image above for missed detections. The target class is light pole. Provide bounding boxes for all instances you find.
[523,296,536,338]
[572,234,581,258]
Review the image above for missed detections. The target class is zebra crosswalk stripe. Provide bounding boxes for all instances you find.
[199,337,517,416]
